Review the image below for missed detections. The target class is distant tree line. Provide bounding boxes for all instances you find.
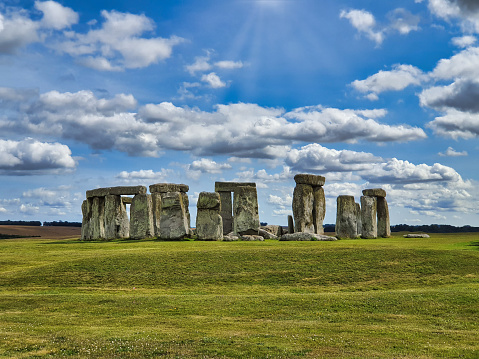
[43,221,82,227]
[390,224,479,233]
[0,220,42,226]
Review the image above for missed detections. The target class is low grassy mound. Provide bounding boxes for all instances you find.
[0,233,478,358]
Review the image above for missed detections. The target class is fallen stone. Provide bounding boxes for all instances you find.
[336,195,358,239]
[87,186,147,198]
[404,233,430,238]
[292,183,314,233]
[223,233,240,241]
[215,181,256,192]
[149,183,189,193]
[294,174,326,187]
[260,225,283,237]
[362,188,386,198]
[279,232,337,241]
[197,191,221,210]
[258,228,278,239]
[361,196,377,239]
[240,235,264,241]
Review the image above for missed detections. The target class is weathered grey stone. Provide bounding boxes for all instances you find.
[218,191,233,235]
[81,199,92,240]
[258,228,277,239]
[361,196,377,239]
[91,196,106,239]
[223,233,240,241]
[336,195,358,239]
[377,197,391,238]
[130,194,154,239]
[196,209,223,241]
[280,232,337,241]
[261,225,283,237]
[104,195,129,239]
[159,192,189,240]
[151,193,162,237]
[292,184,314,233]
[233,186,260,235]
[215,181,256,192]
[181,192,190,229]
[294,174,326,187]
[197,191,221,210]
[362,188,386,198]
[288,215,294,234]
[313,186,326,234]
[122,197,133,205]
[355,202,362,236]
[404,233,430,238]
[86,186,147,198]
[149,183,189,193]
[240,235,264,241]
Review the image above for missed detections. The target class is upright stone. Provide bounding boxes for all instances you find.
[361,196,377,239]
[91,196,106,239]
[288,215,294,234]
[81,199,92,240]
[181,192,191,230]
[313,186,326,234]
[104,195,129,239]
[130,194,154,239]
[218,191,233,234]
[292,184,314,233]
[377,197,391,238]
[196,192,223,241]
[159,192,189,240]
[336,195,357,239]
[151,193,162,237]
[233,186,260,235]
[355,202,362,237]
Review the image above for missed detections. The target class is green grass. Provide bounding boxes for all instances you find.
[0,233,478,358]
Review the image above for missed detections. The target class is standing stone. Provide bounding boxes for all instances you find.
[355,202,362,237]
[218,191,233,234]
[377,197,391,238]
[81,199,92,240]
[104,195,129,239]
[196,192,223,241]
[151,193,162,237]
[181,192,191,230]
[130,194,154,239]
[336,195,357,239]
[159,192,189,240]
[313,186,326,234]
[361,196,377,239]
[91,196,106,239]
[288,215,294,234]
[292,184,314,233]
[233,186,260,235]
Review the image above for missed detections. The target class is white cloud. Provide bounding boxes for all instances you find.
[215,60,244,69]
[0,138,76,174]
[420,78,479,112]
[352,64,427,99]
[452,35,477,47]
[188,158,232,174]
[76,56,123,72]
[432,46,479,80]
[34,0,78,30]
[340,9,384,45]
[426,0,479,32]
[20,204,40,215]
[201,72,227,88]
[427,110,479,139]
[186,54,212,75]
[116,169,173,183]
[438,147,468,156]
[0,10,39,54]
[387,8,421,34]
[0,207,6,213]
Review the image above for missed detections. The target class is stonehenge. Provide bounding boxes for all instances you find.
[80,176,391,242]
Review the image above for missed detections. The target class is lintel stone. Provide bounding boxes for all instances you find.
[215,182,256,192]
[362,188,386,198]
[149,183,189,193]
[87,186,147,198]
[294,174,325,187]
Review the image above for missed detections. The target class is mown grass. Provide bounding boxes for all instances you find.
[0,233,478,358]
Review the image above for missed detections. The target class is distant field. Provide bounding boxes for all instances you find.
[0,225,81,239]
[0,233,478,358]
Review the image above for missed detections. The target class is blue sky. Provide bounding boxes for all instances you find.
[1,0,478,227]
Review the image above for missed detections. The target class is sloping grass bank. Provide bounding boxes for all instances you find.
[0,234,478,358]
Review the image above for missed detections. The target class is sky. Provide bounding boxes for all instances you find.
[1,0,479,227]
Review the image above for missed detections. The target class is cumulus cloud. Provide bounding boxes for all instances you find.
[188,158,232,174]
[0,9,39,54]
[427,110,479,139]
[352,64,427,100]
[22,185,74,208]
[426,0,479,32]
[116,169,173,183]
[201,72,227,88]
[215,60,244,69]
[34,0,79,30]
[420,78,479,112]
[452,35,477,47]
[20,204,40,215]
[438,147,468,156]
[340,9,384,45]
[0,138,76,174]
[432,46,479,80]
[387,8,421,34]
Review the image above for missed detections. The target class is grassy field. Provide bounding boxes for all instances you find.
[0,232,478,358]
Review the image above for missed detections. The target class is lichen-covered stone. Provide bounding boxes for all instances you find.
[404,233,430,238]
[280,232,337,241]
[233,186,259,235]
[313,186,326,234]
[355,202,362,237]
[149,183,189,193]
[294,174,326,187]
[86,186,147,198]
[215,181,256,192]
[159,192,189,240]
[151,193,162,237]
[196,209,223,241]
[362,188,386,198]
[218,191,233,235]
[261,225,283,237]
[293,184,314,233]
[240,235,264,241]
[361,196,377,239]
[197,192,221,210]
[81,199,92,240]
[377,197,391,238]
[288,215,294,234]
[104,195,129,239]
[91,196,105,239]
[336,195,357,239]
[130,194,154,240]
